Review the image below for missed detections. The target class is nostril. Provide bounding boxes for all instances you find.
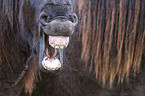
[41,15,47,22]
[39,12,49,25]
[70,13,78,25]
[69,14,74,22]
[39,12,78,26]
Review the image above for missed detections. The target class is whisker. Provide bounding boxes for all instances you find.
[63,65,79,71]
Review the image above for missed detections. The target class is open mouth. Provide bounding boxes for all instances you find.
[39,32,70,72]
[38,12,78,72]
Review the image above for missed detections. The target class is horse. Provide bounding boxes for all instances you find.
[0,0,78,95]
[0,0,145,96]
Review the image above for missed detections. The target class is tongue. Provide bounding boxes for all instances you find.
[49,36,69,49]
[40,36,69,72]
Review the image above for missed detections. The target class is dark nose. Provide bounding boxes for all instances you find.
[39,12,78,26]
[39,10,78,36]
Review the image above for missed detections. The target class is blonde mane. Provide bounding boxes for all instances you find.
[77,0,145,86]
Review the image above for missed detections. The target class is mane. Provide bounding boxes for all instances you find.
[0,0,38,94]
[0,0,145,95]
[0,0,20,68]
[77,0,145,86]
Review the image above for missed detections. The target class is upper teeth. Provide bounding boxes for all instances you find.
[49,36,69,49]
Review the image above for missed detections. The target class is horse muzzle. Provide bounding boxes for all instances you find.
[38,10,78,72]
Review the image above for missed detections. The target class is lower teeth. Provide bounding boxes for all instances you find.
[42,56,61,71]
[42,49,64,71]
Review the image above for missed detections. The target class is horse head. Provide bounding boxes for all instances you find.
[19,0,78,72]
